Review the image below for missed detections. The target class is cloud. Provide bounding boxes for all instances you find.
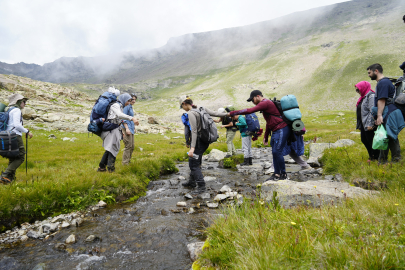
[0,0,349,65]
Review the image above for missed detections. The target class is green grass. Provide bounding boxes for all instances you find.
[197,112,405,269]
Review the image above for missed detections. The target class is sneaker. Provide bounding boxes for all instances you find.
[300,165,312,170]
[97,167,107,172]
[182,181,197,188]
[191,186,206,195]
[279,173,289,180]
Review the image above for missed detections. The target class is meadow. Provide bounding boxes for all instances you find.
[195,111,405,269]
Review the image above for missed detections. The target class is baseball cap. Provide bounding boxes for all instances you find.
[247,90,263,102]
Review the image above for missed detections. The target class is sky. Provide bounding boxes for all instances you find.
[0,0,349,65]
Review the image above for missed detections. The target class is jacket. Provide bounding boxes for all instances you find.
[356,91,375,131]
[372,105,405,140]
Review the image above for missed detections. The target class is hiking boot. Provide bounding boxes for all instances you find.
[279,173,289,180]
[266,174,280,181]
[191,186,206,195]
[0,174,12,184]
[182,181,197,188]
[240,158,249,166]
[248,157,253,165]
[97,167,107,172]
[107,167,115,173]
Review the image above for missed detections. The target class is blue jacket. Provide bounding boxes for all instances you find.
[372,105,405,140]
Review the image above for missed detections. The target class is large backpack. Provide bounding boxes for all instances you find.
[191,107,219,144]
[272,95,305,134]
[0,107,17,131]
[0,107,20,158]
[242,113,261,136]
[88,92,118,136]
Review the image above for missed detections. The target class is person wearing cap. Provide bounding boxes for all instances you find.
[1,94,33,184]
[98,93,139,173]
[213,107,238,158]
[121,94,138,165]
[228,90,291,180]
[179,96,228,194]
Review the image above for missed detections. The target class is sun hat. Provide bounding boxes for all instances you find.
[217,108,226,114]
[8,94,28,106]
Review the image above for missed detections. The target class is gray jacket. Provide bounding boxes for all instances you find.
[188,107,228,148]
[356,91,375,131]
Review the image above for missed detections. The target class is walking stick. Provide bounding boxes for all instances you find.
[26,132,28,176]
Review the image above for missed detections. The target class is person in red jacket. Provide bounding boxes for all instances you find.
[228,90,290,180]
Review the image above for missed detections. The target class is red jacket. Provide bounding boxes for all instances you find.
[230,99,287,142]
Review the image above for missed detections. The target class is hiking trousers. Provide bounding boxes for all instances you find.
[241,135,252,158]
[226,129,237,155]
[379,137,401,163]
[189,139,209,188]
[99,150,116,171]
[3,135,25,179]
[270,126,290,175]
[360,128,379,160]
[122,133,135,165]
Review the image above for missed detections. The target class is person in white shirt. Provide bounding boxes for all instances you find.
[1,94,33,184]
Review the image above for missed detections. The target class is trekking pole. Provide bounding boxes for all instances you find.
[26,132,28,176]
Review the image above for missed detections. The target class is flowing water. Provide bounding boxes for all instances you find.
[0,148,304,270]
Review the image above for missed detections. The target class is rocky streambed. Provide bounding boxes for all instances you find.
[0,147,375,270]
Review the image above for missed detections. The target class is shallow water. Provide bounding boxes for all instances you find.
[0,148,303,270]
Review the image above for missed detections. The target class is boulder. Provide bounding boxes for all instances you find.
[97,200,107,208]
[205,149,226,162]
[65,234,76,244]
[148,117,159,124]
[261,179,378,208]
[22,107,37,119]
[309,139,355,159]
[187,242,205,261]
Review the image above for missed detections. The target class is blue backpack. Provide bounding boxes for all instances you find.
[0,107,17,131]
[244,113,260,135]
[88,92,118,136]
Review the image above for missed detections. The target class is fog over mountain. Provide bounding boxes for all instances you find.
[1,0,401,85]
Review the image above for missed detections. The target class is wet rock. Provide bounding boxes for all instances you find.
[235,181,243,187]
[20,235,29,242]
[335,174,343,182]
[220,185,232,193]
[306,157,321,167]
[42,223,58,233]
[65,234,76,244]
[71,218,83,227]
[85,235,99,242]
[177,202,187,207]
[213,194,228,201]
[325,175,334,180]
[189,208,195,214]
[263,162,272,169]
[237,163,264,175]
[252,152,261,159]
[264,168,274,175]
[187,242,205,261]
[18,229,27,236]
[51,216,66,223]
[207,203,219,208]
[61,222,70,228]
[55,243,66,250]
[205,149,226,162]
[27,230,40,239]
[170,179,179,186]
[204,176,216,182]
[32,263,47,270]
[198,193,210,199]
[225,191,238,199]
[317,168,323,174]
[184,193,193,199]
[0,257,21,270]
[97,200,107,208]
[261,180,378,208]
[178,176,186,181]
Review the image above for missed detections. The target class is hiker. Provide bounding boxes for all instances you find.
[368,63,402,163]
[1,94,33,184]
[228,90,309,180]
[355,81,379,161]
[213,107,237,158]
[179,96,228,194]
[121,94,138,165]
[231,114,252,165]
[98,93,139,172]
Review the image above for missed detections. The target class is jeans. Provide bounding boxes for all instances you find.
[379,137,401,163]
[99,151,116,171]
[270,126,290,175]
[189,139,209,187]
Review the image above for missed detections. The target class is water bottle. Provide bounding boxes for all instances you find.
[187,152,199,159]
